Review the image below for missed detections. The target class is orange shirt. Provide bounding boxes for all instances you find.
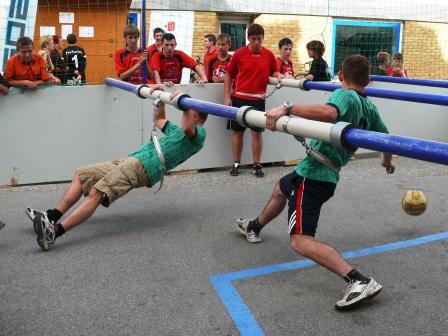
[3,54,52,82]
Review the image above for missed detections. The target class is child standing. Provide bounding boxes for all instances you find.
[386,52,408,77]
[305,40,332,81]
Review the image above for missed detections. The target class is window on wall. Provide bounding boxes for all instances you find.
[220,21,247,51]
[331,20,401,74]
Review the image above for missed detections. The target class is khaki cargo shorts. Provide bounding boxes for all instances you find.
[75,156,149,207]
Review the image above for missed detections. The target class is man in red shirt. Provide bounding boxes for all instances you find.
[209,33,232,83]
[114,24,153,84]
[3,36,53,89]
[203,33,218,82]
[277,38,295,78]
[151,33,207,85]
[147,27,164,60]
[224,24,280,177]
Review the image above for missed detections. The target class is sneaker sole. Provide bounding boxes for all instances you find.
[25,208,34,222]
[235,220,247,236]
[26,207,42,234]
[335,283,383,311]
[35,216,50,251]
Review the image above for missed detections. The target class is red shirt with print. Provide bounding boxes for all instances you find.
[114,48,151,84]
[228,45,277,100]
[203,49,218,82]
[151,50,197,84]
[276,57,294,77]
[209,54,232,81]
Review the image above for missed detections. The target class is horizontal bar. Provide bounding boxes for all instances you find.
[179,97,239,120]
[269,77,448,106]
[344,128,448,165]
[105,78,138,94]
[105,78,448,166]
[370,75,448,88]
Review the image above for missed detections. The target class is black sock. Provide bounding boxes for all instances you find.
[247,218,263,234]
[54,223,66,238]
[345,269,370,283]
[47,209,62,223]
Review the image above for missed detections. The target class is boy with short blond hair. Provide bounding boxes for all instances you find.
[209,33,232,83]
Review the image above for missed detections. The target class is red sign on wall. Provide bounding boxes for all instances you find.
[166,21,175,31]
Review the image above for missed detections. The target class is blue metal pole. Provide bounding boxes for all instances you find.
[304,81,448,106]
[178,97,239,120]
[344,128,448,165]
[141,0,148,83]
[105,78,138,94]
[370,75,448,89]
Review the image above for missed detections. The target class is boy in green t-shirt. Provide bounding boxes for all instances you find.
[27,87,207,251]
[236,55,395,310]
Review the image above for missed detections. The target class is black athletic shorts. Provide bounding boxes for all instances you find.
[279,171,336,237]
[226,96,265,132]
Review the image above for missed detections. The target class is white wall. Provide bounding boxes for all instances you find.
[131,1,448,23]
[1,82,448,185]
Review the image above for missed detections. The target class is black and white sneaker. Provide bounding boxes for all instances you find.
[335,277,383,310]
[25,207,49,233]
[34,215,56,251]
[253,164,264,177]
[229,163,240,176]
[236,217,262,243]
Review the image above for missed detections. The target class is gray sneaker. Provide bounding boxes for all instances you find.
[34,215,56,251]
[236,217,262,243]
[335,277,383,310]
[26,207,49,233]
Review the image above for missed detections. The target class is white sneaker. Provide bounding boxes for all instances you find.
[26,207,51,233]
[34,215,56,251]
[335,277,383,310]
[236,217,262,243]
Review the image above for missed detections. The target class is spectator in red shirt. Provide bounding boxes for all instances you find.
[386,52,408,78]
[277,38,295,78]
[147,27,164,60]
[224,24,280,178]
[203,33,218,82]
[151,33,207,86]
[209,33,232,83]
[3,36,53,90]
[114,24,153,84]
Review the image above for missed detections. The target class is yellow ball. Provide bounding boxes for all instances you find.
[402,190,427,216]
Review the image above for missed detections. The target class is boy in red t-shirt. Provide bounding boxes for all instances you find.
[114,24,153,84]
[224,24,280,178]
[151,33,207,85]
[203,33,218,82]
[276,38,295,78]
[147,27,164,60]
[209,33,232,83]
[386,52,408,78]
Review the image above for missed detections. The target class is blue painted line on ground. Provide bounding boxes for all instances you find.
[209,231,448,336]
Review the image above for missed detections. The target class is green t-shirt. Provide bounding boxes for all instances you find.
[129,121,206,185]
[296,88,389,184]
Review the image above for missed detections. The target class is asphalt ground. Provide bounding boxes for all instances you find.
[1,156,447,336]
